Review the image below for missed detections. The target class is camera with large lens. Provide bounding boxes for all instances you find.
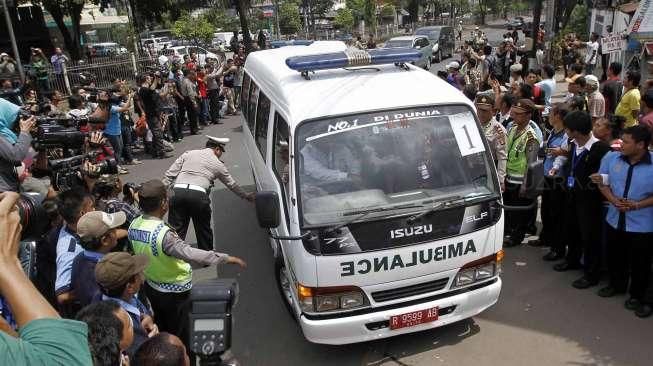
[33,123,87,150]
[15,192,49,241]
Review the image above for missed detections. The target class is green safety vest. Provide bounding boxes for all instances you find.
[128,215,192,292]
[505,125,537,184]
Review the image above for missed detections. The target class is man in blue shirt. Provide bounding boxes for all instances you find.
[594,125,653,318]
[55,190,95,316]
[94,252,159,357]
[104,94,133,175]
[71,211,126,309]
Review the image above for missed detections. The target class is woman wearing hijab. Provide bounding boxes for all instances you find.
[0,97,36,192]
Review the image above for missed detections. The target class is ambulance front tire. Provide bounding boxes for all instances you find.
[275,256,299,322]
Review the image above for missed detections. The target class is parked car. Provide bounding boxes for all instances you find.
[414,26,455,63]
[384,35,433,70]
[163,45,221,66]
[141,37,173,52]
[505,17,525,29]
[91,43,128,57]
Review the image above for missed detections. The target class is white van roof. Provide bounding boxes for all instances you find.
[244,41,472,127]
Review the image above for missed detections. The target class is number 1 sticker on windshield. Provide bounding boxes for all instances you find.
[449,113,485,157]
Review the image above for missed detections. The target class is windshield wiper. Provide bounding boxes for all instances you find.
[406,195,465,224]
[323,203,423,235]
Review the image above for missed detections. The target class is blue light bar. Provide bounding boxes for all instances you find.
[270,40,314,48]
[285,48,422,73]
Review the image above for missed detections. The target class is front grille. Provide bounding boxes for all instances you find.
[371,277,450,303]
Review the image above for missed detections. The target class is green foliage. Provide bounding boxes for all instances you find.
[203,8,241,31]
[380,5,395,19]
[172,14,214,45]
[279,1,302,35]
[563,3,589,41]
[334,8,355,31]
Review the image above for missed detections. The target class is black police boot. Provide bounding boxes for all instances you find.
[572,276,599,289]
[625,298,642,311]
[636,304,653,318]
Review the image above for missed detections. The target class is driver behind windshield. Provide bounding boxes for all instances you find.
[300,137,361,183]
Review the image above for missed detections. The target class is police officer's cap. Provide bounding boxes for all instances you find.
[207,136,230,151]
[139,179,167,199]
[474,95,495,110]
[512,98,535,112]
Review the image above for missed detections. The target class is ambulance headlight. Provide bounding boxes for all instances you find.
[298,285,369,313]
[452,251,503,289]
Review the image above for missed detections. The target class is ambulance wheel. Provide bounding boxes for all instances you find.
[275,256,298,321]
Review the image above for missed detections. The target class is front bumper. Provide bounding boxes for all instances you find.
[299,277,501,345]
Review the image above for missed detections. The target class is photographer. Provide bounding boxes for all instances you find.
[1,78,27,106]
[0,53,17,74]
[137,74,170,159]
[0,97,36,193]
[105,90,134,175]
[29,48,49,94]
[0,191,93,365]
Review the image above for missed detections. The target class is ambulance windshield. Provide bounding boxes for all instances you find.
[296,105,499,227]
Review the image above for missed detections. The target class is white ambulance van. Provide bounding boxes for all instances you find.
[240,41,523,345]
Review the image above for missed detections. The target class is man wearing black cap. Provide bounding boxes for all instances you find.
[163,136,254,251]
[128,179,246,346]
[475,94,507,191]
[503,99,540,247]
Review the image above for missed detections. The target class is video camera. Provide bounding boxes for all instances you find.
[189,278,239,366]
[50,152,118,191]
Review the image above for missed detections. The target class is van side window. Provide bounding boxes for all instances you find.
[255,92,271,159]
[241,73,251,120]
[272,113,291,195]
[247,82,259,133]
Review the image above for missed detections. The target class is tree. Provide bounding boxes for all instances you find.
[202,8,241,31]
[279,1,302,35]
[302,0,334,37]
[30,0,87,60]
[333,8,354,32]
[236,0,254,52]
[172,14,214,46]
[562,3,589,40]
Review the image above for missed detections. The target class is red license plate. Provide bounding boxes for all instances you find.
[390,307,439,330]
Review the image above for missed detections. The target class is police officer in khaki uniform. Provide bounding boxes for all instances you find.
[503,99,539,247]
[163,136,254,251]
[475,94,508,192]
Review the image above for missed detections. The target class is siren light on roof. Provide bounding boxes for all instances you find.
[285,48,422,75]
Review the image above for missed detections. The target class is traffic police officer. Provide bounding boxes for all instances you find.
[164,136,254,251]
[503,99,539,247]
[475,94,507,191]
[129,179,246,346]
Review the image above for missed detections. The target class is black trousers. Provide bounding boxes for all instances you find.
[606,226,653,300]
[144,284,190,348]
[146,115,165,158]
[540,176,567,253]
[183,97,199,134]
[503,182,534,245]
[164,107,182,141]
[168,188,214,251]
[208,89,221,123]
[565,191,604,280]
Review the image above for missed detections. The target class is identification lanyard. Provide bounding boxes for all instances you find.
[567,144,589,188]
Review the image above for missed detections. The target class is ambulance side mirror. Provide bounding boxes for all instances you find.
[255,191,280,229]
[523,160,545,200]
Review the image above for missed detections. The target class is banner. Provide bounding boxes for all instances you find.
[601,34,625,54]
[629,0,653,40]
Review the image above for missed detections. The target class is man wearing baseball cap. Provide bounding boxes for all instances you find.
[475,95,507,191]
[503,99,540,247]
[70,211,126,309]
[128,179,246,347]
[163,135,254,251]
[95,252,157,356]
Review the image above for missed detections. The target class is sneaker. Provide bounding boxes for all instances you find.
[125,159,142,165]
[118,167,129,175]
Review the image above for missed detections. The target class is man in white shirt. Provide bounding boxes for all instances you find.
[580,33,600,76]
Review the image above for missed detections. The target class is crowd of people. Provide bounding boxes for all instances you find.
[453,25,653,319]
[0,37,258,365]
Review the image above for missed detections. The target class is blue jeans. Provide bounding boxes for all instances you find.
[105,134,123,165]
[199,97,209,124]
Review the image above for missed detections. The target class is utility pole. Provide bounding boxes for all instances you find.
[1,0,25,82]
[544,0,555,63]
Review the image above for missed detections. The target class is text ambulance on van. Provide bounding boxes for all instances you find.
[240,42,505,345]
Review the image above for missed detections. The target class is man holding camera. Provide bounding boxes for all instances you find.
[137,74,170,159]
[128,179,246,347]
[0,98,36,193]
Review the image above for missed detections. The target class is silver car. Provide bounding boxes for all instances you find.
[384,36,433,70]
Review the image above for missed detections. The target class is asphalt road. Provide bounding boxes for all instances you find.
[123,26,652,364]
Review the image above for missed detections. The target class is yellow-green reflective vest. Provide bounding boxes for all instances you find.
[506,125,536,184]
[128,215,192,292]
